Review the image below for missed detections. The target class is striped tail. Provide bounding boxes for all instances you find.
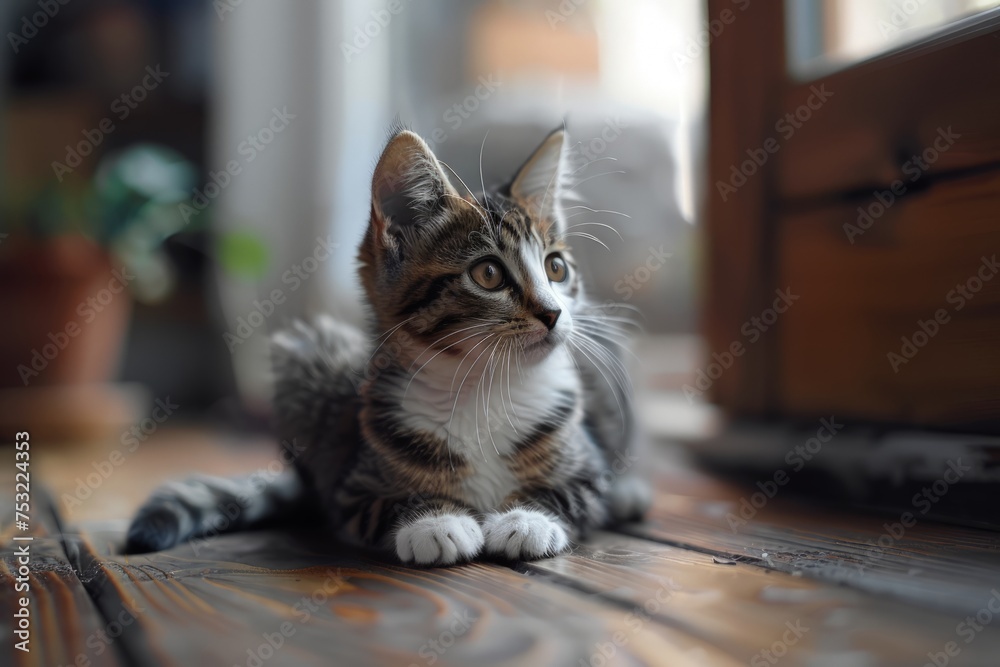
[125,316,368,553]
[124,469,305,553]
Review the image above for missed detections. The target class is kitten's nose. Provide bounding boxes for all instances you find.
[536,308,561,331]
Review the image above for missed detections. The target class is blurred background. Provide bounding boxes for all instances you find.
[0,0,708,444]
[3,0,1000,517]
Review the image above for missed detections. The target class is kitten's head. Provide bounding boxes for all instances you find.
[358,127,581,368]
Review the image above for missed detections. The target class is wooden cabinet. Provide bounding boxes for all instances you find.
[705,1,1000,432]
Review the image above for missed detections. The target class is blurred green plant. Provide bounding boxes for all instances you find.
[218,230,271,280]
[3,144,271,301]
[6,144,196,301]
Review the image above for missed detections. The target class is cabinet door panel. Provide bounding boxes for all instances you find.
[778,171,1000,428]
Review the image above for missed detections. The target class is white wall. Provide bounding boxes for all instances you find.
[211,0,346,402]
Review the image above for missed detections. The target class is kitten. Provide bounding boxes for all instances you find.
[126,127,651,566]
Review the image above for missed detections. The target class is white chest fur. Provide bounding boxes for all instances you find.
[394,346,579,510]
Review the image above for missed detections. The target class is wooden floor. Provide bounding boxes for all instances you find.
[4,426,1000,667]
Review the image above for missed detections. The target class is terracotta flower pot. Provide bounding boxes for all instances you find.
[0,234,132,388]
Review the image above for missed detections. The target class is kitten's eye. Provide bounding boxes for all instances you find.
[470,259,505,290]
[546,253,568,283]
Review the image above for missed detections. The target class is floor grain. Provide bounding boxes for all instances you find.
[4,429,1000,666]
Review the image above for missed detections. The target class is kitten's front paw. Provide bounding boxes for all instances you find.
[395,514,483,566]
[482,509,569,560]
[608,476,652,522]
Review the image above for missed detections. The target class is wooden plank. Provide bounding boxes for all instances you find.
[0,485,123,667]
[67,522,740,667]
[777,169,1000,428]
[622,469,1000,619]
[526,531,1000,666]
[778,11,1000,201]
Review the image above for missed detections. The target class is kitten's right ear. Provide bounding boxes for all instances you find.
[370,130,459,241]
[506,128,570,227]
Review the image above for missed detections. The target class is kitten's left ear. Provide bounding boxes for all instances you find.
[507,128,570,229]
[370,129,460,242]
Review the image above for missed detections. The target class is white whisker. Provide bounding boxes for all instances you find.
[478,130,491,215]
[443,193,490,228]
[439,160,483,208]
[502,340,521,430]
[447,334,497,454]
[583,302,645,315]
[568,156,618,176]
[563,221,624,242]
[573,332,633,398]
[564,232,611,252]
[403,325,498,398]
[572,321,633,345]
[572,170,626,188]
[481,338,502,456]
[563,205,631,220]
[576,314,644,331]
[365,316,417,368]
[569,337,627,432]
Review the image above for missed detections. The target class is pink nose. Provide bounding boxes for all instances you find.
[535,309,561,331]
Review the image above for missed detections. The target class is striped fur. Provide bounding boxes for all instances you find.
[125,127,649,564]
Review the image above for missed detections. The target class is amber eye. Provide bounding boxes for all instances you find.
[470,259,505,290]
[546,253,568,283]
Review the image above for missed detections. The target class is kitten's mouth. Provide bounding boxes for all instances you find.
[520,327,548,346]
[518,328,561,356]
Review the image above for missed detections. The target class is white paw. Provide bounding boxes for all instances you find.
[482,509,569,560]
[395,514,483,566]
[608,476,652,522]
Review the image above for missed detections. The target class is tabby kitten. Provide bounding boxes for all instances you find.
[126,127,650,566]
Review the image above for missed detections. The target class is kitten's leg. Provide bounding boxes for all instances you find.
[333,452,484,567]
[334,476,483,567]
[124,469,306,553]
[483,478,606,560]
[340,494,483,565]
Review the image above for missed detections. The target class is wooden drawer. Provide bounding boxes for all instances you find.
[777,170,1000,429]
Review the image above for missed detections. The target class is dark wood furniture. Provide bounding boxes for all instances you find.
[705,1,1000,432]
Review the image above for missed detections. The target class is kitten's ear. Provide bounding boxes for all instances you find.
[507,128,570,228]
[370,130,459,239]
